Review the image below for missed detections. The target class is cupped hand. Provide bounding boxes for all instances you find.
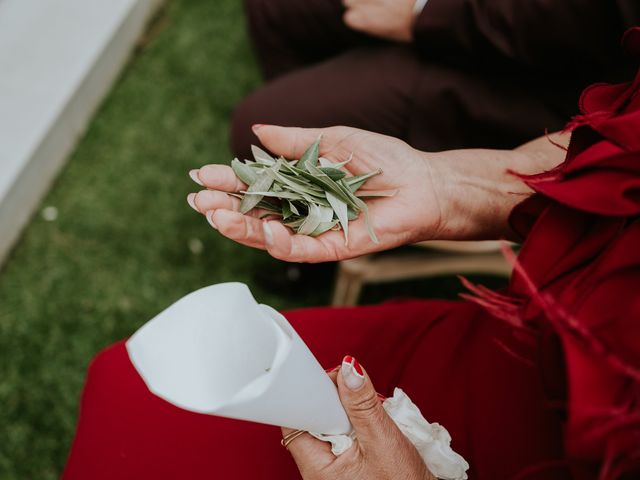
[187,125,442,263]
[281,356,435,480]
[342,0,416,43]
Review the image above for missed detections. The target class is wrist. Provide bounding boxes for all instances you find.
[420,149,535,241]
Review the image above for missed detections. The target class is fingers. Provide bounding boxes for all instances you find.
[337,355,398,449]
[262,221,347,263]
[280,427,335,474]
[210,209,268,250]
[191,165,247,192]
[186,196,347,261]
[189,190,240,213]
[254,125,324,159]
[279,368,340,466]
[253,125,358,160]
[343,8,366,32]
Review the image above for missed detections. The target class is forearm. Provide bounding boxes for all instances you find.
[425,132,569,241]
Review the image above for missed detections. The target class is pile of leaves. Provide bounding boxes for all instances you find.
[230,138,393,245]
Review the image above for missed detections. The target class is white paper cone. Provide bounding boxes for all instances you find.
[126,282,351,435]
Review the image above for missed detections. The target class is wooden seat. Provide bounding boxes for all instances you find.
[332,240,512,306]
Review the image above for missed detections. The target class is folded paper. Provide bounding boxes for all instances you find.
[127,282,351,435]
[127,283,469,479]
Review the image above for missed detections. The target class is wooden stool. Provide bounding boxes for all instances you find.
[332,241,512,306]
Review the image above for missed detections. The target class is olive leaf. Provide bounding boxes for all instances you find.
[231,158,257,185]
[296,136,321,172]
[251,145,276,165]
[326,191,349,245]
[231,140,386,244]
[239,169,275,214]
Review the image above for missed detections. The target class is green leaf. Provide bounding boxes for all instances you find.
[288,200,300,216]
[319,167,346,181]
[279,159,301,176]
[251,145,276,165]
[302,163,357,208]
[231,139,382,244]
[335,180,379,244]
[297,204,333,236]
[319,156,351,170]
[310,219,340,237]
[326,191,349,245]
[296,136,321,172]
[266,169,326,197]
[345,169,383,192]
[282,201,293,220]
[231,158,258,185]
[283,217,306,229]
[241,190,305,201]
[239,169,275,214]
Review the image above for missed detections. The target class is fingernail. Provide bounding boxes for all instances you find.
[342,355,365,390]
[377,392,386,401]
[187,193,199,212]
[262,221,273,246]
[251,124,265,134]
[189,169,203,186]
[206,210,217,229]
[325,365,340,373]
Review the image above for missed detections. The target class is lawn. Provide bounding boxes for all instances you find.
[0,1,505,478]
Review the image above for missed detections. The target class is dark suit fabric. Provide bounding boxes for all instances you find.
[231,0,638,159]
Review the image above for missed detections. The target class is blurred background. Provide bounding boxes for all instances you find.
[0,1,506,478]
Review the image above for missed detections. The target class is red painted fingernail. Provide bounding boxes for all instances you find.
[377,392,386,401]
[325,365,340,373]
[342,355,364,377]
[342,355,365,390]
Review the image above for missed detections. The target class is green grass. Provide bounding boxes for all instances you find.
[0,1,506,478]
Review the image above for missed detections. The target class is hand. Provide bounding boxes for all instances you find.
[342,0,416,43]
[187,125,442,263]
[282,356,435,480]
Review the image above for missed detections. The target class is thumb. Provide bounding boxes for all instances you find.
[337,355,396,447]
[252,124,359,160]
[253,124,324,159]
[343,9,366,32]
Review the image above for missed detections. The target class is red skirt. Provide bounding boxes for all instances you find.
[62,300,567,479]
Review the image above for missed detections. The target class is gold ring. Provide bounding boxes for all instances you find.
[281,429,306,449]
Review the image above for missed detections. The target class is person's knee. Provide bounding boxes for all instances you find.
[243,0,286,43]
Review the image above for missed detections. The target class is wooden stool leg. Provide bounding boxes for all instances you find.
[332,266,352,306]
[342,276,364,306]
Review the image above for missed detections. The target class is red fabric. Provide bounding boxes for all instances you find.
[63,302,566,480]
[63,27,640,480]
[505,27,640,479]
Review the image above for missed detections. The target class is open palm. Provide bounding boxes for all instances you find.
[188,125,442,263]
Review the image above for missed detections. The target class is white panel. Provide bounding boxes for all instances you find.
[0,0,163,265]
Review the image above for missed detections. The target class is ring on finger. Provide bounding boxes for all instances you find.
[281,429,306,449]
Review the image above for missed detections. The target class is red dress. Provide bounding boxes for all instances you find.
[62,29,640,480]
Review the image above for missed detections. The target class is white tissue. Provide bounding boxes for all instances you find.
[312,388,469,480]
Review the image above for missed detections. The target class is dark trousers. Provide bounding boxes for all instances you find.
[230,0,579,160]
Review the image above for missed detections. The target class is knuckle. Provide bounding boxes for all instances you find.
[243,218,256,240]
[348,391,382,418]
